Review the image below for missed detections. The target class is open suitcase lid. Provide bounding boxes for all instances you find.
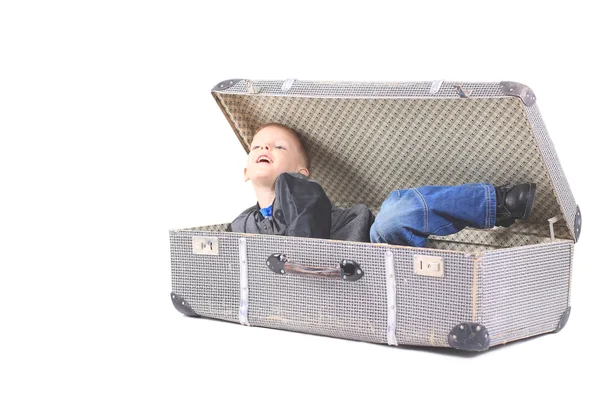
[211,79,581,244]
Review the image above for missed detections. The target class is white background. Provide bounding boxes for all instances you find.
[1,1,598,398]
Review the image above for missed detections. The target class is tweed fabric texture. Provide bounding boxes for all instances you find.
[525,104,577,240]
[480,241,573,346]
[183,223,231,232]
[170,228,573,348]
[215,100,569,244]
[170,230,240,323]
[213,80,576,244]
[219,80,504,99]
[171,229,477,345]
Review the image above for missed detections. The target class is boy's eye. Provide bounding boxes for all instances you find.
[251,145,284,150]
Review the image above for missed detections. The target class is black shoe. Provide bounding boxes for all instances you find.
[495,183,537,227]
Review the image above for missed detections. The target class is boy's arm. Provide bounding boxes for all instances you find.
[275,172,332,239]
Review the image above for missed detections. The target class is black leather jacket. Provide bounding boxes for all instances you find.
[231,172,373,243]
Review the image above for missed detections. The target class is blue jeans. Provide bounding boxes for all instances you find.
[370,184,496,247]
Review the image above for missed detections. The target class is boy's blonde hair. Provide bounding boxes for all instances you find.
[255,123,311,171]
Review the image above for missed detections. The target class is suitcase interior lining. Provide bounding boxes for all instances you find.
[214,87,576,242]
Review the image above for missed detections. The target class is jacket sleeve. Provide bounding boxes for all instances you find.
[330,204,374,242]
[230,204,260,234]
[275,172,332,239]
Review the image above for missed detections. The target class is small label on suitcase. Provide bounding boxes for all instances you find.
[414,255,444,277]
[192,236,219,255]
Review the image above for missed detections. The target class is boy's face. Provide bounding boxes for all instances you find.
[244,125,308,186]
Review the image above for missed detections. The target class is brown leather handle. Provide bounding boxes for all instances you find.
[283,262,342,279]
[266,254,363,281]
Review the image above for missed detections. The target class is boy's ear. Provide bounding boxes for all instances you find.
[298,168,309,177]
[244,167,249,182]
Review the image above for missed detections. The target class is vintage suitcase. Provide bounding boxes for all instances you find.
[170,79,581,351]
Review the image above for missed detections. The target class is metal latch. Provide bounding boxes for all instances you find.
[414,254,444,277]
[192,236,219,255]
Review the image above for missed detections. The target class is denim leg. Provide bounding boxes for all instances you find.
[370,183,496,247]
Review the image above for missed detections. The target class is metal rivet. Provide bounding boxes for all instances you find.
[181,301,184,305]
[460,325,464,330]
[220,84,223,87]
[280,270,285,274]
[357,270,362,274]
[343,275,347,279]
[476,325,481,331]
[172,295,175,298]
[229,81,233,84]
[452,335,457,339]
[267,261,270,266]
[509,88,513,91]
[342,260,346,265]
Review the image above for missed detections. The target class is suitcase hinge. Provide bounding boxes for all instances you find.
[246,81,262,94]
[574,206,582,242]
[454,85,473,98]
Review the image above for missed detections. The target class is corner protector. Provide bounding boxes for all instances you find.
[500,81,536,106]
[448,322,490,351]
[555,306,571,333]
[574,206,582,243]
[171,292,200,317]
[212,79,242,92]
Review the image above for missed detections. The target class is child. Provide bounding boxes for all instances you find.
[230,123,536,247]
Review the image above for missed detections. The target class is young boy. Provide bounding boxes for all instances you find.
[230,123,536,247]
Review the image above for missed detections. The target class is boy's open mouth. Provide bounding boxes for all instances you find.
[256,155,273,163]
